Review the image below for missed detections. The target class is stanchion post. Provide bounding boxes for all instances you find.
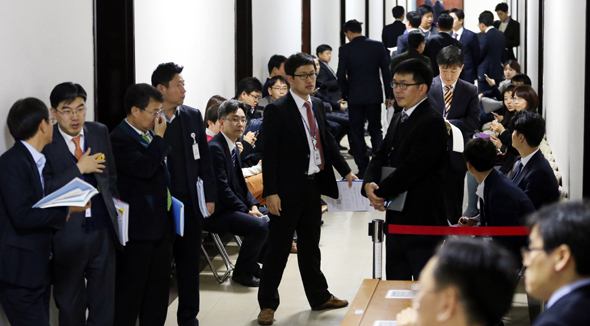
[368,219,385,279]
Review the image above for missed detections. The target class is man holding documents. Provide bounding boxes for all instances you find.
[0,98,69,326]
[109,83,174,325]
[363,59,448,281]
[42,82,120,326]
[427,46,480,224]
[205,100,269,287]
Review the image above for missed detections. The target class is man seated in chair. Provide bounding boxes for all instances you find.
[204,99,270,287]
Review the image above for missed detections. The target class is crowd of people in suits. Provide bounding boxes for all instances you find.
[0,2,588,326]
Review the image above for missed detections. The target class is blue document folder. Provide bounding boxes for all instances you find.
[171,196,184,236]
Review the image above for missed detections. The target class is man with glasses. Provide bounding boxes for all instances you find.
[363,59,448,281]
[236,77,264,120]
[205,99,269,287]
[109,83,173,325]
[43,82,121,325]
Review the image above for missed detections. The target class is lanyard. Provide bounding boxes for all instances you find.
[299,104,319,147]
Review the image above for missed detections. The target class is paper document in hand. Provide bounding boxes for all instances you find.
[113,199,129,246]
[33,177,98,208]
[196,177,210,218]
[445,120,464,153]
[172,196,185,236]
[324,180,374,212]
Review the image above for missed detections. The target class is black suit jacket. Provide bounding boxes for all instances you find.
[457,28,481,83]
[0,142,68,288]
[428,77,480,171]
[382,20,406,48]
[494,18,520,60]
[43,122,121,246]
[390,48,431,77]
[395,30,419,56]
[362,100,448,226]
[209,133,258,216]
[510,150,560,210]
[533,284,590,326]
[262,92,351,204]
[478,28,506,82]
[110,121,173,240]
[423,32,463,76]
[317,61,342,101]
[337,35,394,105]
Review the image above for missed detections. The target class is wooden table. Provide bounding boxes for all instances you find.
[341,279,416,326]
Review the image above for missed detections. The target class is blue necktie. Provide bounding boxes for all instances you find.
[231,147,237,167]
[401,112,409,123]
[511,160,523,181]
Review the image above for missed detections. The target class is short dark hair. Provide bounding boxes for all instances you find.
[267,55,287,74]
[437,45,464,68]
[513,85,539,112]
[392,6,405,19]
[269,75,289,89]
[495,3,509,13]
[463,138,497,172]
[511,73,532,86]
[284,52,316,77]
[393,58,433,92]
[407,32,425,50]
[527,201,590,276]
[218,99,247,120]
[49,82,87,109]
[316,44,332,56]
[124,83,163,115]
[343,19,363,33]
[450,8,465,20]
[502,84,517,108]
[204,95,227,127]
[407,11,422,28]
[433,238,517,326]
[437,13,454,31]
[511,110,545,147]
[235,77,263,99]
[417,4,434,15]
[504,60,521,74]
[479,11,494,26]
[151,62,183,88]
[7,98,50,141]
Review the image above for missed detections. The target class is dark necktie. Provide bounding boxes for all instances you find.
[231,147,237,167]
[453,32,458,40]
[444,85,453,117]
[511,160,524,181]
[401,112,409,123]
[304,101,325,170]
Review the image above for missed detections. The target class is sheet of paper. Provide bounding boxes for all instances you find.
[448,122,464,153]
[324,180,374,212]
[385,290,414,299]
[373,321,397,326]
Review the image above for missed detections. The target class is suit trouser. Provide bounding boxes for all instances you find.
[53,215,115,326]
[0,279,51,326]
[348,104,383,173]
[203,208,269,275]
[173,198,202,326]
[443,166,466,224]
[258,177,332,310]
[386,233,442,281]
[114,232,173,326]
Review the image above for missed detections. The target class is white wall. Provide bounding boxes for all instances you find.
[523,0,538,90]
[311,0,341,71]
[0,0,95,154]
[463,0,497,33]
[543,0,586,200]
[346,0,366,36]
[135,1,235,112]
[252,0,302,82]
[368,0,385,41]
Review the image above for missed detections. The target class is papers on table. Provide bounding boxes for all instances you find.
[196,177,210,218]
[33,177,98,208]
[172,196,184,237]
[373,321,397,326]
[113,199,129,246]
[445,120,464,153]
[324,180,374,212]
[385,290,414,299]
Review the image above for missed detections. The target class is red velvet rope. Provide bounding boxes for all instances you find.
[387,224,530,236]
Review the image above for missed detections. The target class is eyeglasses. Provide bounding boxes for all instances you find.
[391,82,421,90]
[293,73,318,80]
[521,246,545,261]
[56,107,87,118]
[272,86,289,91]
[248,93,262,100]
[224,118,247,125]
[142,108,163,117]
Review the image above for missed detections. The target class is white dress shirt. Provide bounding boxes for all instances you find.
[162,106,180,123]
[290,89,321,175]
[475,172,491,202]
[403,97,428,118]
[453,27,464,40]
[520,148,540,168]
[125,119,152,142]
[440,76,458,95]
[220,131,236,154]
[58,125,85,157]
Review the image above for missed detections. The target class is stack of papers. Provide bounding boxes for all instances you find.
[196,177,210,218]
[33,177,98,209]
[113,199,129,245]
[172,196,184,236]
[324,180,374,212]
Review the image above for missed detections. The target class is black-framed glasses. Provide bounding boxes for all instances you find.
[224,118,247,124]
[248,93,262,100]
[293,73,318,80]
[55,107,87,118]
[391,82,421,90]
[142,108,163,117]
[520,246,545,260]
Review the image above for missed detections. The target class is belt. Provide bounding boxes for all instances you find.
[307,173,317,180]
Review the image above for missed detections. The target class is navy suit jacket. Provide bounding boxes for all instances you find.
[433,1,445,23]
[456,28,481,83]
[396,30,420,55]
[533,284,590,326]
[209,133,258,216]
[317,61,342,101]
[337,36,394,105]
[428,77,480,171]
[382,20,406,48]
[478,28,505,82]
[110,121,173,240]
[0,142,68,288]
[423,32,463,76]
[510,150,560,210]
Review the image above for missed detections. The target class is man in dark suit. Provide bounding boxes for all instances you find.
[43,82,120,326]
[205,99,269,287]
[432,0,445,24]
[422,13,462,76]
[390,33,430,77]
[494,2,520,62]
[509,111,559,209]
[152,62,217,326]
[427,46,479,224]
[477,11,506,93]
[0,98,69,326]
[523,202,590,326]
[396,11,422,55]
[110,84,174,325]
[316,44,342,102]
[381,6,406,49]
[236,77,264,120]
[460,138,534,261]
[450,8,481,84]
[363,59,448,281]
[257,53,357,325]
[337,19,394,177]
[261,55,287,98]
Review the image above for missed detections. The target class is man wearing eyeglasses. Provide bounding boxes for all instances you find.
[42,82,121,326]
[205,99,269,287]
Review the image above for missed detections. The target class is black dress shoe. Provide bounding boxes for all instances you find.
[232,272,260,287]
[338,144,348,151]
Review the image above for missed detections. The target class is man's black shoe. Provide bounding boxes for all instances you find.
[338,145,348,151]
[232,272,260,287]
